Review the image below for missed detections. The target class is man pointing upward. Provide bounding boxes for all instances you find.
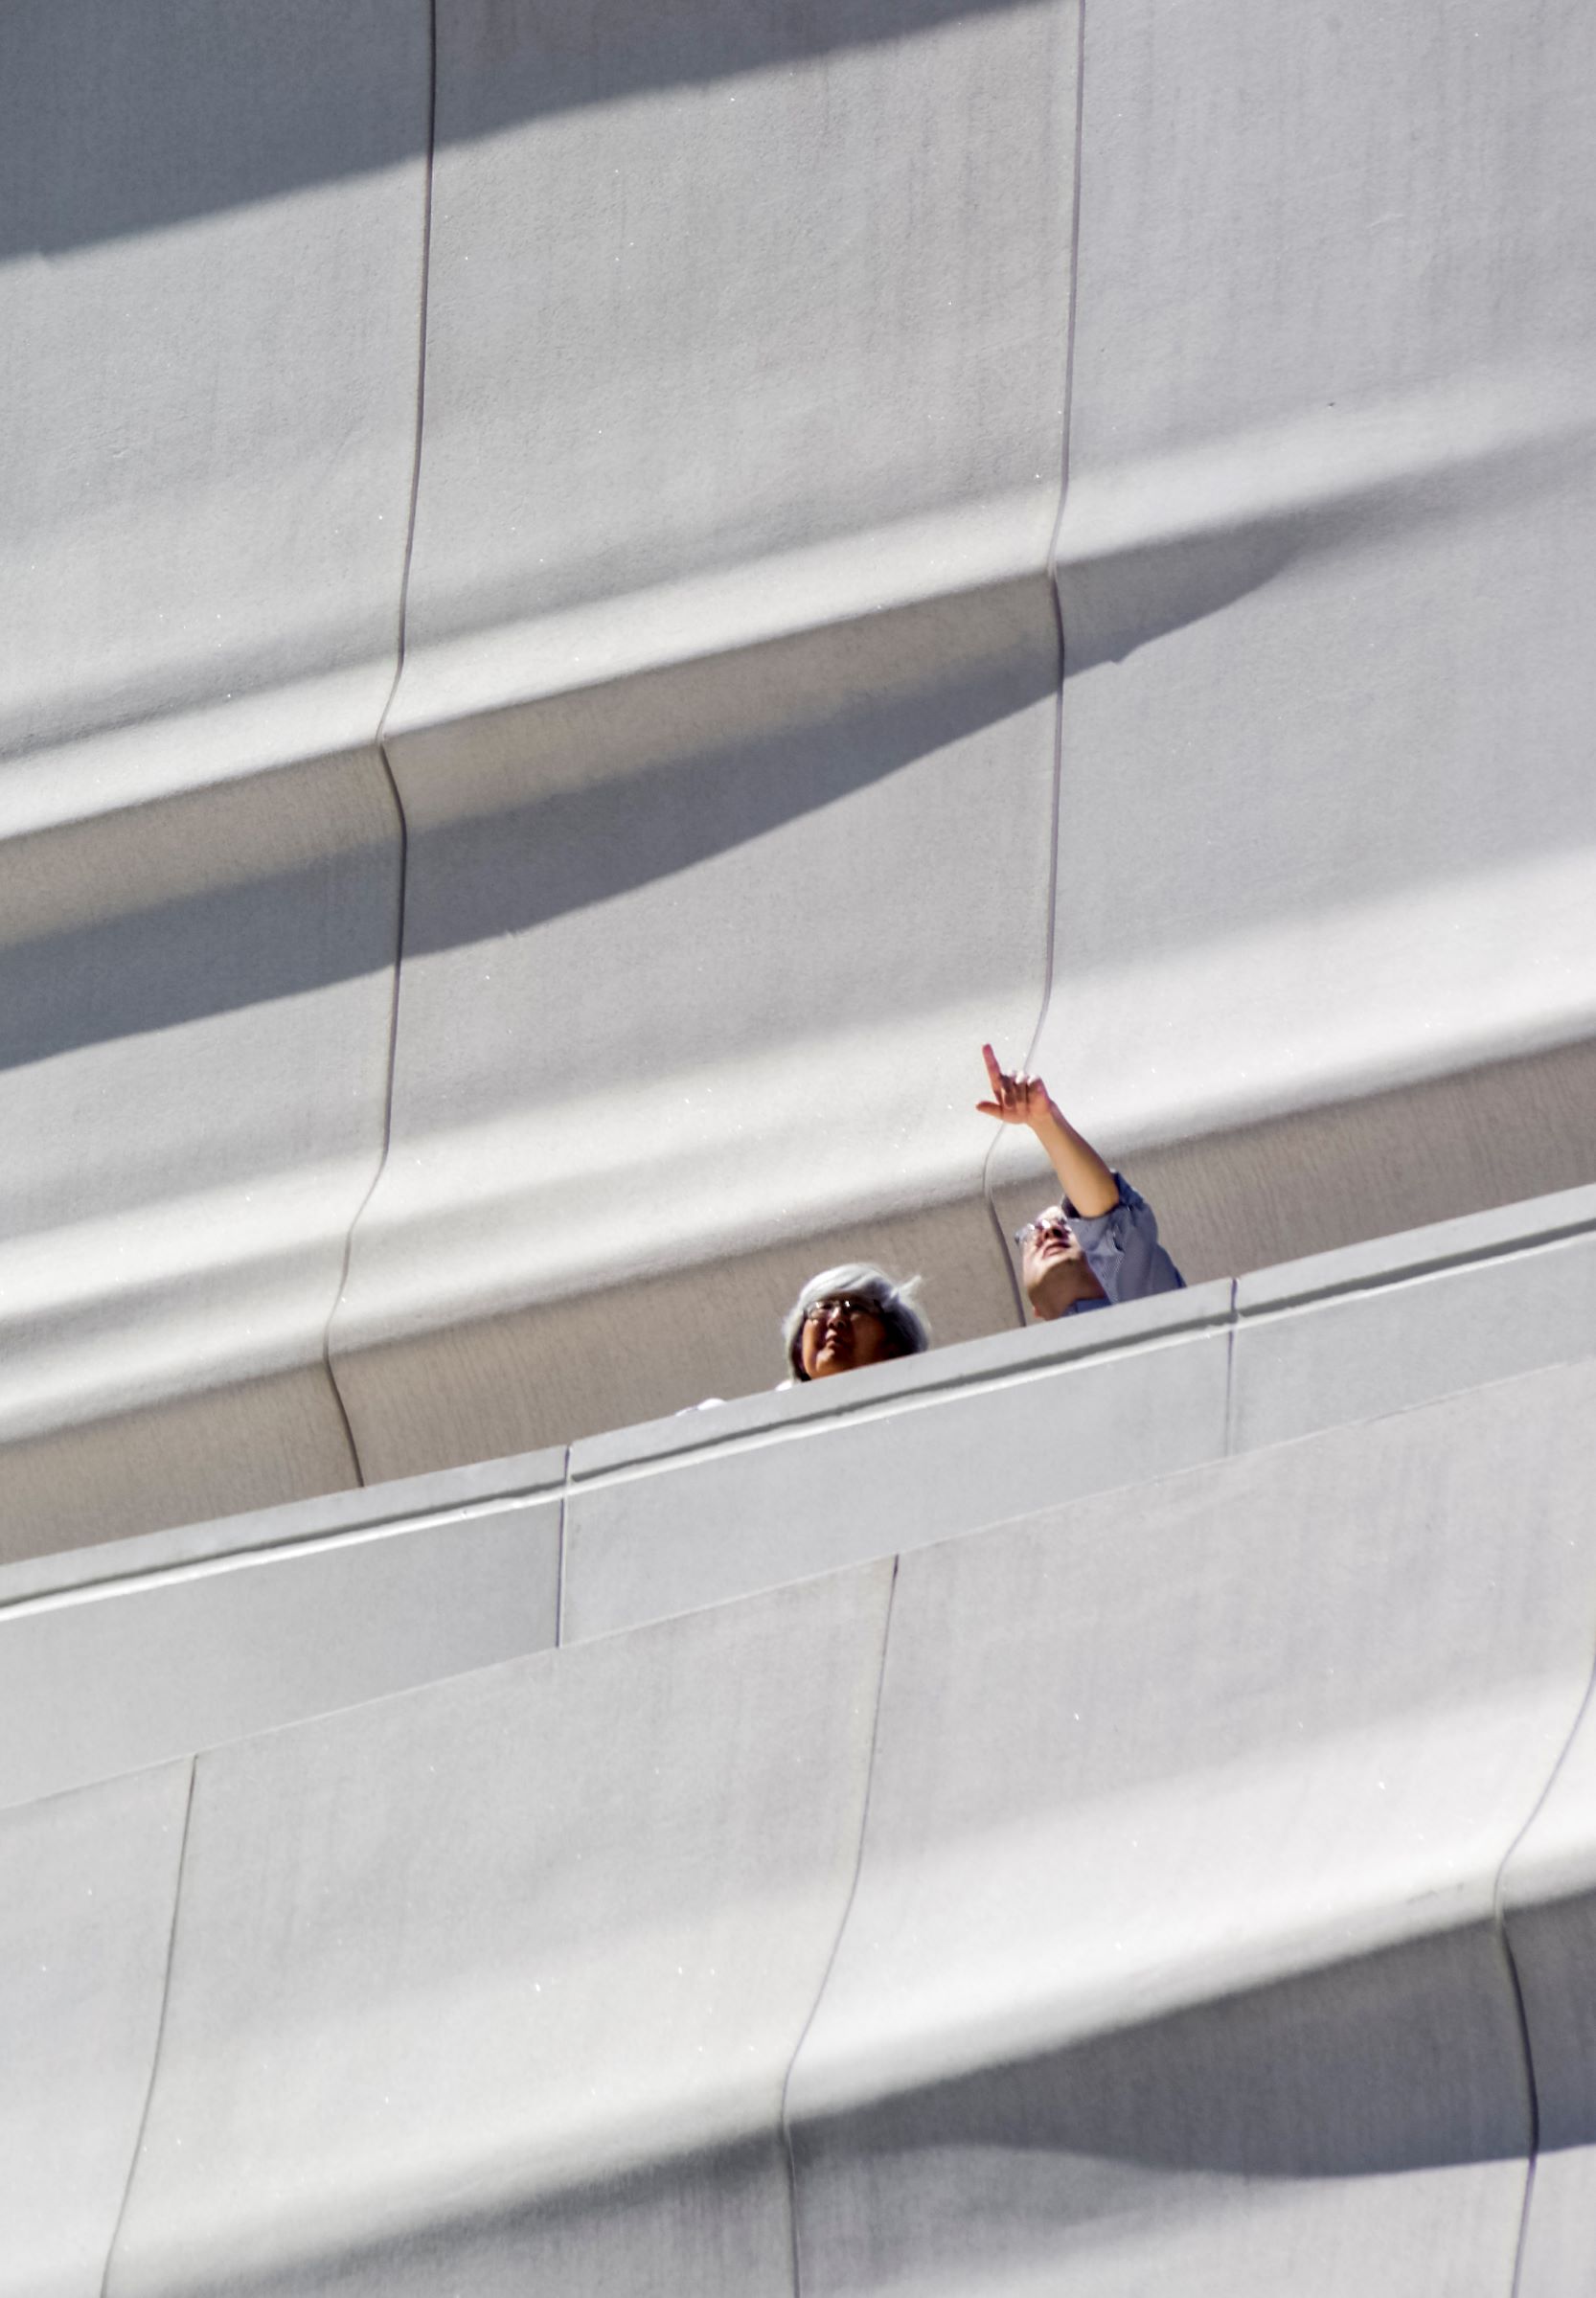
[978,1042,1184,1321]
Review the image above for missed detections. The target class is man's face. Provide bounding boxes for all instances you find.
[1018,1210,1106,1321]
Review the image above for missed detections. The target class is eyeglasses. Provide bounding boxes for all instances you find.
[1013,1210,1075,1249]
[803,1294,882,1327]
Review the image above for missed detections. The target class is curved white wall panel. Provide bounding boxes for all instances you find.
[105,1568,892,2297]
[4,1286,1578,2297]
[3,0,1593,1545]
[787,1364,1596,2295]
[0,1762,190,2298]
[1004,0,1596,1273]
[0,2,428,762]
[0,1460,563,1814]
[0,1208,1591,2292]
[0,760,402,1560]
[7,1179,1591,1814]
[1501,1693,1596,2295]
[330,0,1079,1471]
[0,3,430,1555]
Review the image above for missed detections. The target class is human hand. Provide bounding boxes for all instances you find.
[976,1042,1055,1129]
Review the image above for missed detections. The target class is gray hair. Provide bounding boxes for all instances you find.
[782,1263,931,1382]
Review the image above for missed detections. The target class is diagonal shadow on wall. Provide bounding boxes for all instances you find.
[0,578,1057,1070]
[0,0,1039,261]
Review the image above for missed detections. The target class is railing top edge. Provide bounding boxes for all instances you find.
[5,1180,1590,1611]
[0,1441,566,1618]
[1234,1180,1596,1319]
[566,1279,1237,1486]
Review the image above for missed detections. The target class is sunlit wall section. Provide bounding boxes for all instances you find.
[0,3,430,1559]
[11,0,1585,1539]
[331,0,1079,1468]
[995,0,1596,1267]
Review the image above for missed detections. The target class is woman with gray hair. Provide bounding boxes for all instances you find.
[782,1263,930,1383]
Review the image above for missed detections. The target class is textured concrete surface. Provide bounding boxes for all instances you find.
[328,0,1079,1477]
[0,1763,190,2298]
[7,1186,1590,1813]
[0,1,428,1554]
[1231,1209,1596,1452]
[0,1488,561,1813]
[104,1568,892,2298]
[1016,0,1596,1248]
[9,0,1596,2281]
[3,1197,1595,2293]
[787,1359,1596,2296]
[4,0,1594,1566]
[0,1443,563,1809]
[26,1343,1591,2297]
[563,1281,1233,1639]
[1499,1638,1596,2297]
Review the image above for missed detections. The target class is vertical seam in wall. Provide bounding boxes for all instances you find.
[981,0,1086,1327]
[1222,1277,1239,1453]
[779,1552,900,2298]
[554,1445,571,1646]
[1032,0,1086,1062]
[981,1186,1030,1325]
[99,1758,197,2298]
[1494,1653,1596,2296]
[322,0,438,1486]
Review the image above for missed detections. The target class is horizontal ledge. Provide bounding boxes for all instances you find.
[568,1280,1236,1485]
[8,1178,1592,1616]
[0,1443,566,1618]
[1237,1181,1596,1318]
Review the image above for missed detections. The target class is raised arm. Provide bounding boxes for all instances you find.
[977,1043,1119,1218]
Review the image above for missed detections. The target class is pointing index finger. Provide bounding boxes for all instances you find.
[980,1041,1006,1096]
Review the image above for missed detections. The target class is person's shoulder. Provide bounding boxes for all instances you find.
[1065,1171,1137,1223]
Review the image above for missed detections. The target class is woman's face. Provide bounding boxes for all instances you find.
[800,1294,897,1379]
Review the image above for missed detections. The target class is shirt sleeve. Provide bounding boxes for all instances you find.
[1066,1172,1185,1306]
